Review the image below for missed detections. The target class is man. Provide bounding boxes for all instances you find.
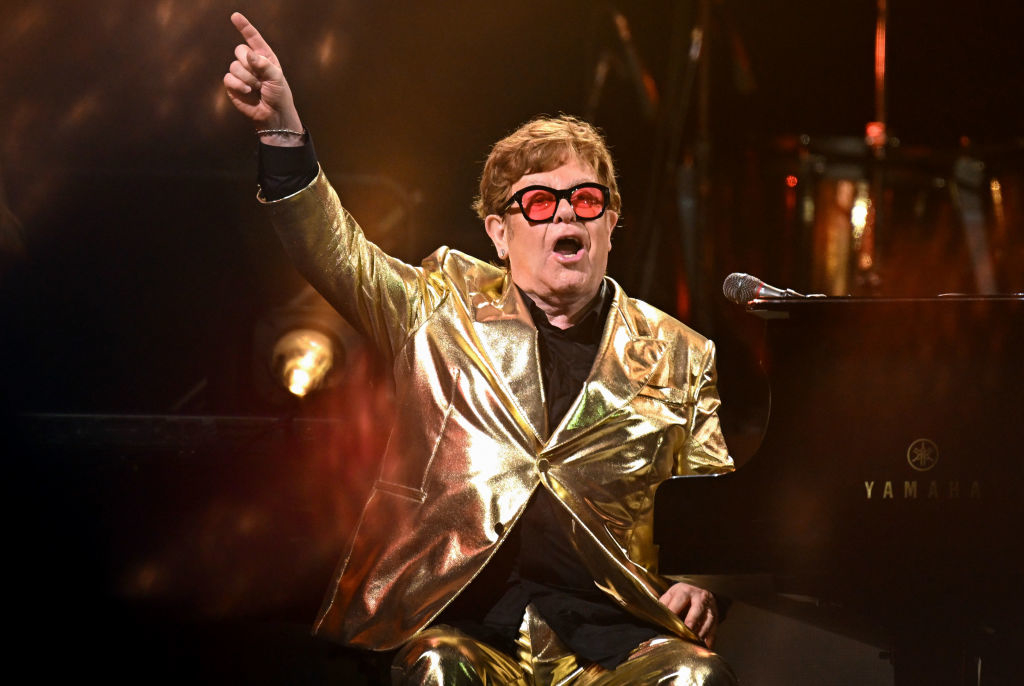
[225,12,737,685]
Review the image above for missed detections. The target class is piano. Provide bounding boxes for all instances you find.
[654,296,1024,685]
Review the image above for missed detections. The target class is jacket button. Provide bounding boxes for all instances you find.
[494,521,504,535]
[537,458,550,473]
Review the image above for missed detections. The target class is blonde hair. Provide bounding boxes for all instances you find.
[473,114,621,220]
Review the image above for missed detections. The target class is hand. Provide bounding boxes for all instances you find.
[659,581,719,647]
[223,12,304,144]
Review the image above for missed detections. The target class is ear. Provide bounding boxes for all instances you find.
[606,210,619,232]
[484,214,509,256]
[605,210,618,248]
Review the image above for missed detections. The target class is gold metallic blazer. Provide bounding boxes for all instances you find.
[263,170,733,651]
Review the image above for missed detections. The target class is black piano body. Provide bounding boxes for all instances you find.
[654,296,1024,684]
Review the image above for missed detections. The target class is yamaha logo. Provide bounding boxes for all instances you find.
[863,437,981,500]
[907,438,938,472]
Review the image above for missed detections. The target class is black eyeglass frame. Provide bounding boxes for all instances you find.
[499,183,611,223]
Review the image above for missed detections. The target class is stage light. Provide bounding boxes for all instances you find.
[851,197,870,236]
[253,286,366,405]
[851,180,871,243]
[272,328,335,397]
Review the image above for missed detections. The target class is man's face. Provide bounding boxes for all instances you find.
[485,157,617,315]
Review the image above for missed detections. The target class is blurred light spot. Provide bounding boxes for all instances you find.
[785,174,798,188]
[317,31,336,69]
[273,329,335,397]
[59,93,101,131]
[162,49,200,96]
[866,120,886,148]
[10,5,46,39]
[132,562,164,595]
[155,0,174,28]
[851,197,869,239]
[212,83,231,118]
[801,195,815,224]
[236,510,262,535]
[991,177,1006,232]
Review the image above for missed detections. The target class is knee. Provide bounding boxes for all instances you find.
[696,651,738,686]
[392,628,504,686]
[392,631,470,686]
[662,646,738,686]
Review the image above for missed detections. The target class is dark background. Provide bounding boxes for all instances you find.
[1,1,1021,682]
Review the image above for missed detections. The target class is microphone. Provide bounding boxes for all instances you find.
[722,273,804,304]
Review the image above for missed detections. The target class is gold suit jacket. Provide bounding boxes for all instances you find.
[263,170,733,651]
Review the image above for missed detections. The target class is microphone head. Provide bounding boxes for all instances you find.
[722,272,760,304]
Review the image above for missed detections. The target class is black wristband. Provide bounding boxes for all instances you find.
[257,132,319,201]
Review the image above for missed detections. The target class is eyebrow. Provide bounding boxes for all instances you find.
[519,179,596,191]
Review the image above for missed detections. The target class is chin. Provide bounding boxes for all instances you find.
[549,277,598,299]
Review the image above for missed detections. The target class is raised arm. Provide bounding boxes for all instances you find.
[222,13,442,360]
[223,12,305,148]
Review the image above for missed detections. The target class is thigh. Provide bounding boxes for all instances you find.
[391,625,528,686]
[571,637,738,686]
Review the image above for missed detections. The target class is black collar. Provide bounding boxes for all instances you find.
[517,281,612,344]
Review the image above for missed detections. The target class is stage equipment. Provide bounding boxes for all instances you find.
[766,133,1023,297]
[253,285,363,404]
[271,328,334,398]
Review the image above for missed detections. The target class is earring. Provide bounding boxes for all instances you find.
[498,248,506,258]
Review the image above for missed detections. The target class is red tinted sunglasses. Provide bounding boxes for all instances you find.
[500,183,610,222]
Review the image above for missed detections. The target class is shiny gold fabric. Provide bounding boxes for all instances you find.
[391,603,737,685]
[262,169,733,651]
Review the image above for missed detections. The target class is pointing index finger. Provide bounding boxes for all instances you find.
[231,12,273,56]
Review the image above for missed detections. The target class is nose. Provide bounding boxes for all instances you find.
[552,197,577,223]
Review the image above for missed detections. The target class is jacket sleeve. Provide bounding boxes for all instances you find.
[674,338,733,476]
[260,167,445,362]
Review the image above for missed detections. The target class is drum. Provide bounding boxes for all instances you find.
[767,135,1023,296]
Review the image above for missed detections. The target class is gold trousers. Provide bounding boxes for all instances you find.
[391,604,738,686]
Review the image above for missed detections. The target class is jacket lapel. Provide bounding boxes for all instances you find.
[545,280,667,450]
[470,274,547,444]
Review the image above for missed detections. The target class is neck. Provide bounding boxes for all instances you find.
[518,283,604,330]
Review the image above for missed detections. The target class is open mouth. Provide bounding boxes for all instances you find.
[553,237,583,255]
